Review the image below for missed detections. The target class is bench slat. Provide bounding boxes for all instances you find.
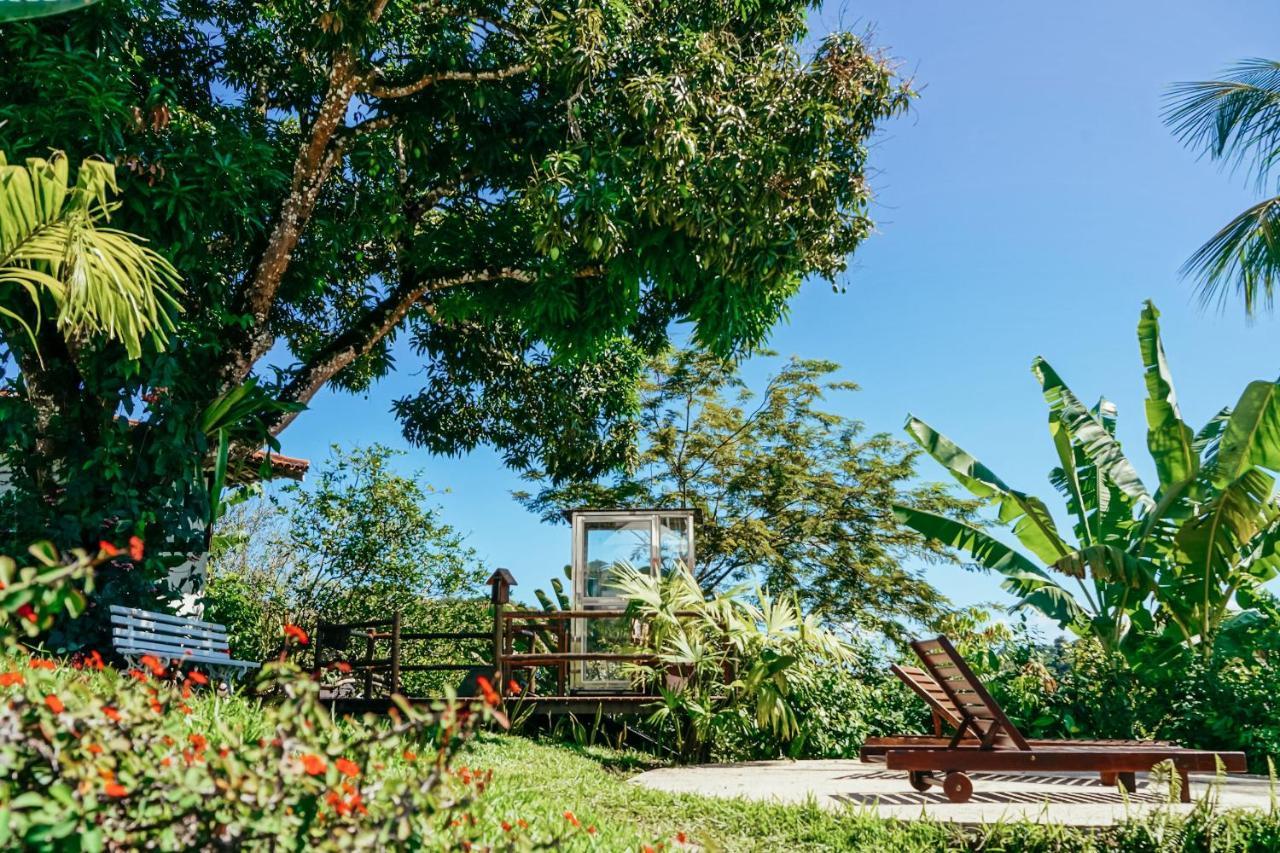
[115,640,256,669]
[112,615,227,643]
[109,605,226,632]
[112,628,230,655]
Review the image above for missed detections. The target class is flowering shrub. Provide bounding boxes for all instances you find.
[0,543,612,850]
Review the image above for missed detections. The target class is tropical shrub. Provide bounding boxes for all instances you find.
[897,301,1280,668]
[614,566,853,762]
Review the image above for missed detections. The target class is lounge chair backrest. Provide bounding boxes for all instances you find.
[890,663,967,731]
[910,636,1031,751]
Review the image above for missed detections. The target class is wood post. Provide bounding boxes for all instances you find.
[312,620,326,679]
[390,609,402,696]
[486,569,516,693]
[362,631,374,699]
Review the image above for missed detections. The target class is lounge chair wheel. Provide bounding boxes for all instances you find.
[908,771,933,792]
[943,772,973,804]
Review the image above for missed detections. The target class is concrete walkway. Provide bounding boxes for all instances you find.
[630,760,1276,826]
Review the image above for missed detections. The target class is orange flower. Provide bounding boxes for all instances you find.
[676,831,688,844]
[564,810,580,828]
[402,750,417,762]
[335,757,359,778]
[128,536,145,561]
[333,661,352,674]
[29,658,56,670]
[87,743,103,755]
[283,623,309,645]
[160,757,172,767]
[44,694,65,714]
[506,679,522,695]
[301,753,326,776]
[140,655,167,677]
[16,603,37,623]
[149,700,163,714]
[501,821,513,833]
[188,733,208,752]
[0,671,24,687]
[127,669,148,682]
[104,782,127,798]
[517,819,528,830]
[87,650,105,671]
[476,675,500,706]
[588,826,597,834]
[103,706,121,722]
[187,670,209,686]
[98,540,120,557]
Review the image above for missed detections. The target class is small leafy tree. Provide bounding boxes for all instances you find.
[898,301,1280,665]
[518,349,977,641]
[208,444,487,674]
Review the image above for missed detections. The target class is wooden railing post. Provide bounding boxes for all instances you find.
[390,609,402,696]
[486,569,516,693]
[312,620,326,679]
[362,631,374,699]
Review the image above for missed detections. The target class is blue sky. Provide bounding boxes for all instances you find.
[279,0,1280,619]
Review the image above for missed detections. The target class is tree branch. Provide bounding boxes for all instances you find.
[365,63,531,99]
[269,266,599,434]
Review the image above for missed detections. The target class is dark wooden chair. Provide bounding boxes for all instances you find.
[860,636,1246,803]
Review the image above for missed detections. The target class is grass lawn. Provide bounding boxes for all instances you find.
[461,734,1280,852]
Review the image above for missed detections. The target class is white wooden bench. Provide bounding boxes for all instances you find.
[109,605,259,683]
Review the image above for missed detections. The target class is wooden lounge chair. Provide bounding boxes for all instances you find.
[860,636,1246,803]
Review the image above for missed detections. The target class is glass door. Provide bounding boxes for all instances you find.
[573,516,653,691]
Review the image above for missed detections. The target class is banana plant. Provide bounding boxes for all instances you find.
[897,301,1280,665]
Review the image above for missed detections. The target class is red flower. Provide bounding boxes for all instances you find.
[104,782,128,798]
[283,624,309,645]
[564,811,580,827]
[0,671,25,687]
[44,694,65,714]
[128,536,145,561]
[501,821,513,833]
[16,603,37,623]
[98,540,120,557]
[187,670,209,685]
[87,650,105,671]
[476,675,500,706]
[507,679,522,695]
[188,733,208,752]
[301,753,326,776]
[127,669,148,682]
[402,750,417,763]
[103,706,121,722]
[333,661,352,673]
[676,831,688,844]
[28,658,55,671]
[335,757,360,778]
[140,654,167,677]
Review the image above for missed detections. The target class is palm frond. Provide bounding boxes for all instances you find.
[1182,194,1280,314]
[1165,59,1280,186]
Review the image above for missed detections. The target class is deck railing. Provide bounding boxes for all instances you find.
[314,570,694,703]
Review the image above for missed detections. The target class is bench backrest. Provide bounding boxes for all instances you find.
[910,635,1031,751]
[109,605,233,662]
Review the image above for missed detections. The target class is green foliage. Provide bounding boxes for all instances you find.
[518,349,978,641]
[899,302,1280,666]
[207,445,488,692]
[0,150,180,357]
[0,0,910,580]
[1166,59,1280,314]
[611,565,852,762]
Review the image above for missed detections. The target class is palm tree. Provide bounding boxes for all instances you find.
[896,302,1280,666]
[1165,59,1280,314]
[0,151,181,358]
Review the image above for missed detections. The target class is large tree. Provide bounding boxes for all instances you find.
[0,0,909,609]
[516,350,977,640]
